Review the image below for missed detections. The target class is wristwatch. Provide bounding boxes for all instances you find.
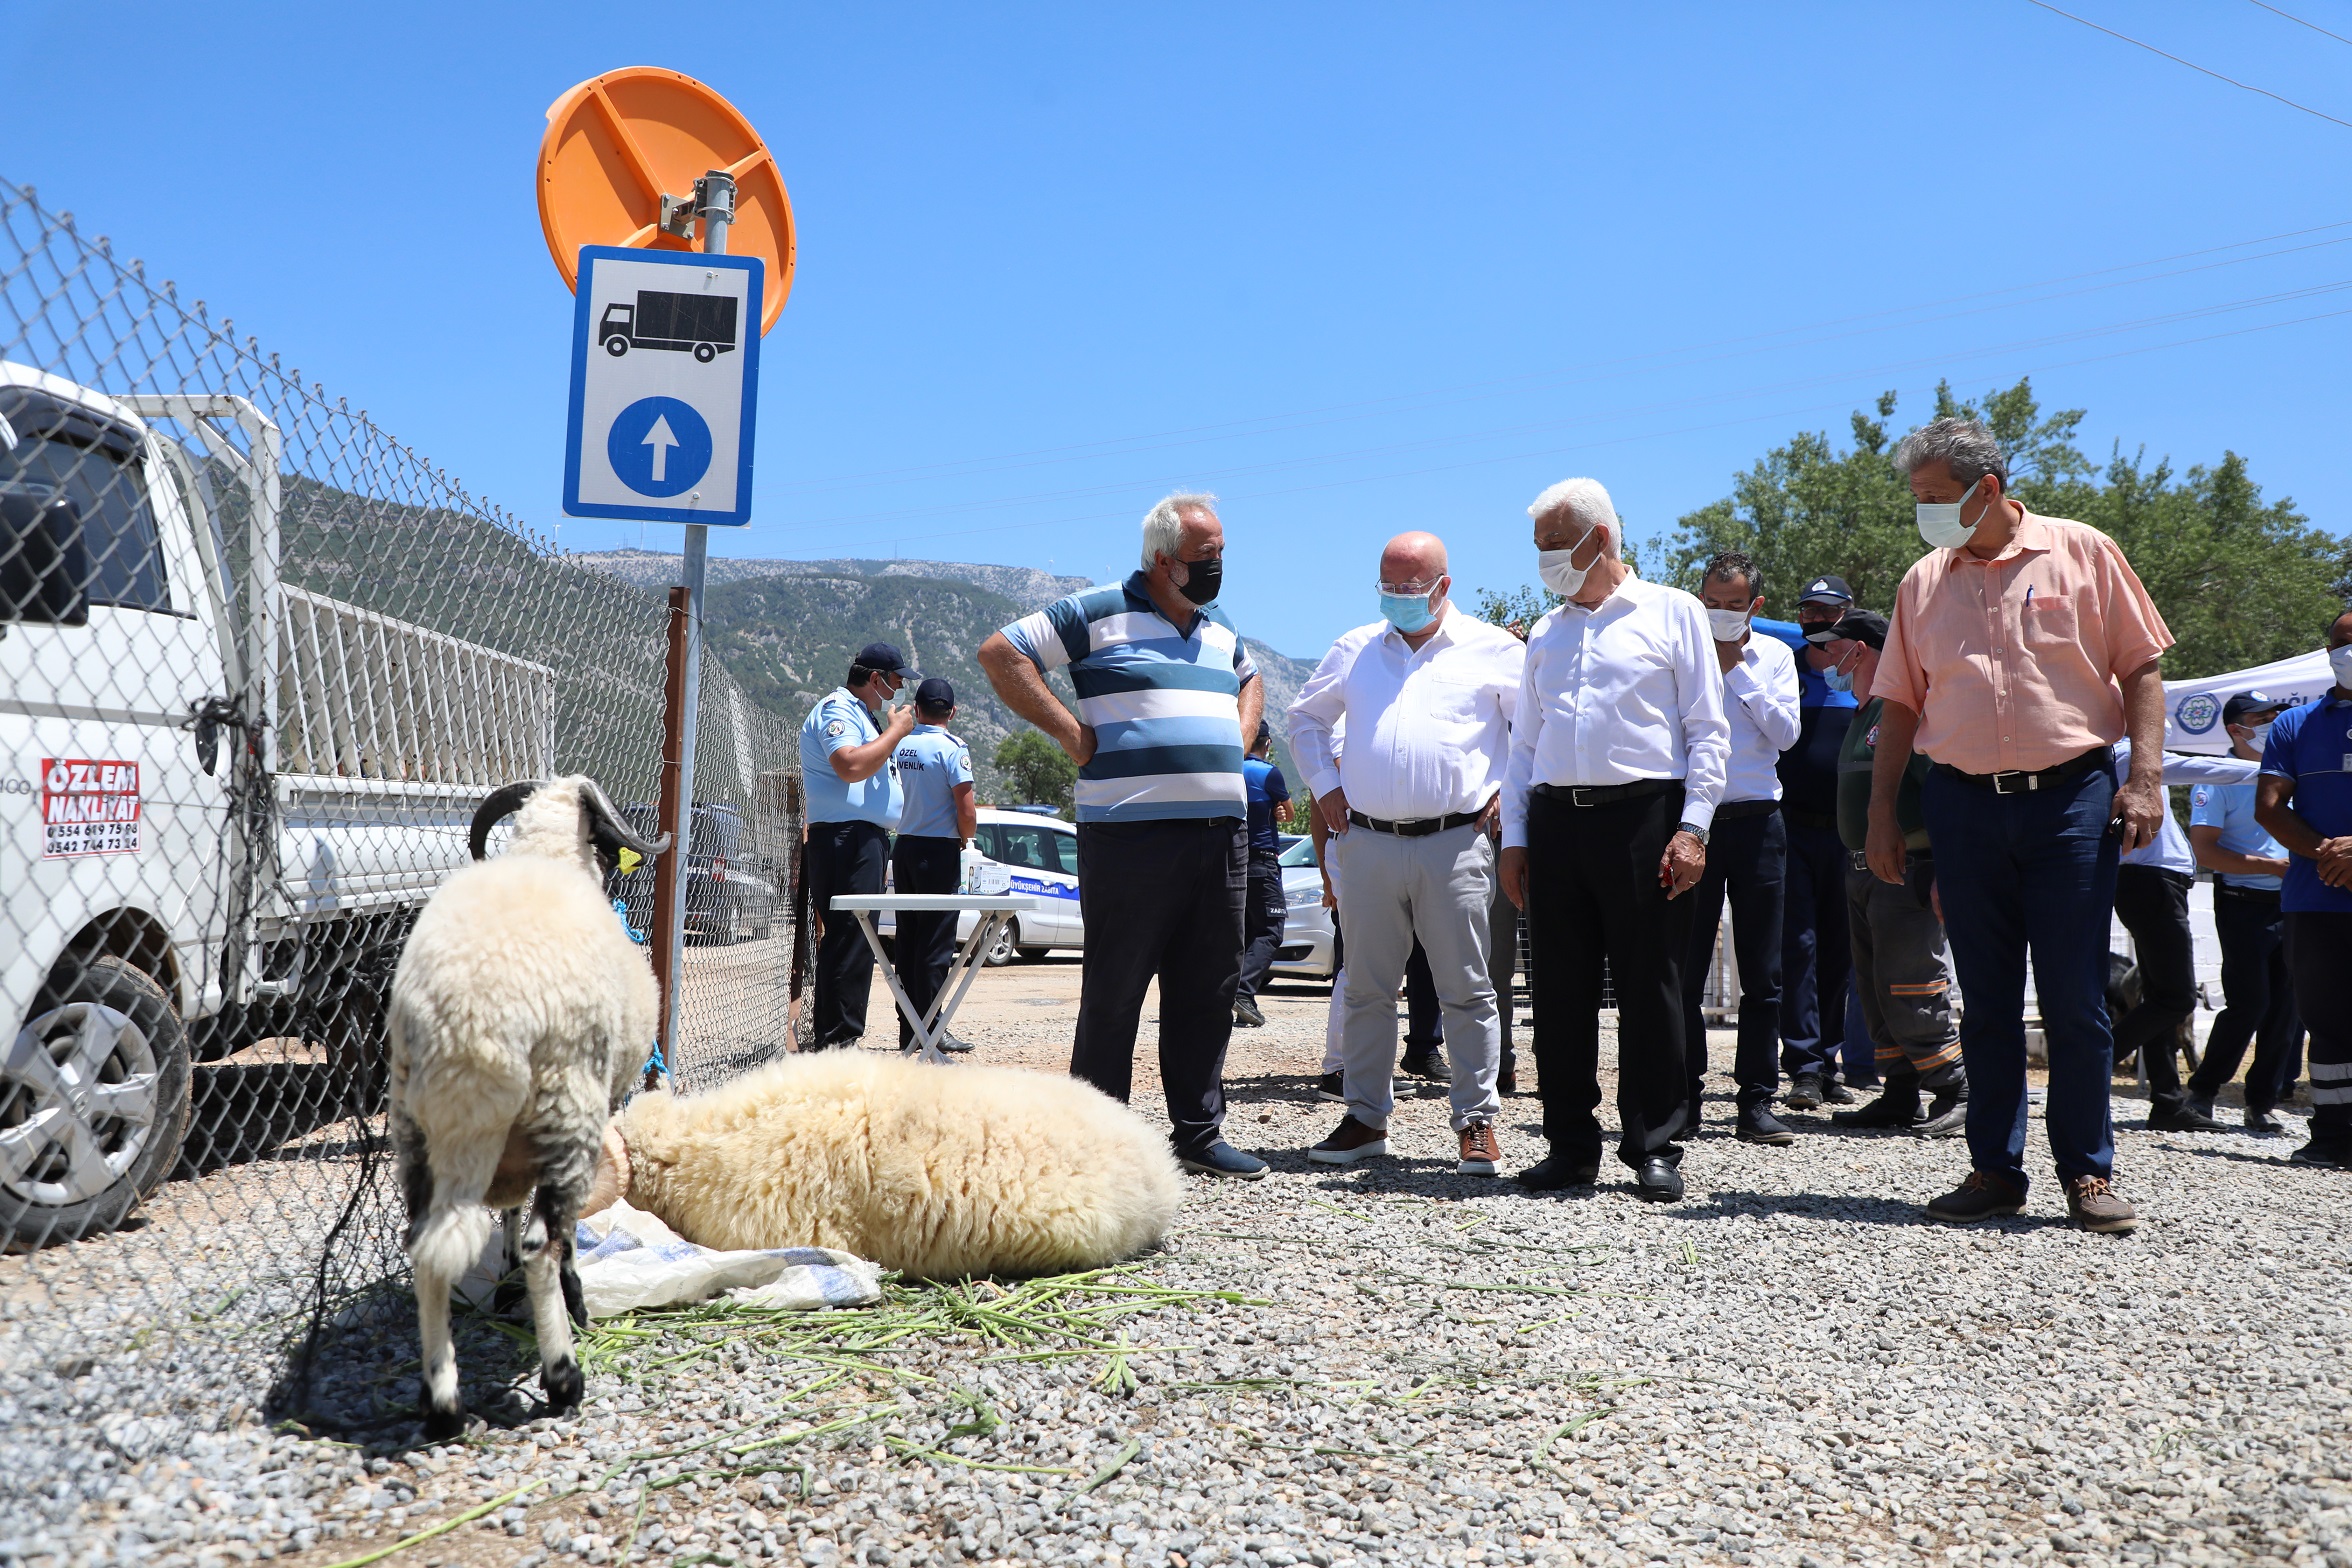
[1675,820,1711,847]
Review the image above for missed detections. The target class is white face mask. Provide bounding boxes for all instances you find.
[1706,607,1752,642]
[2245,722,2274,752]
[2333,644,2352,688]
[1537,525,1606,598]
[1916,477,1988,550]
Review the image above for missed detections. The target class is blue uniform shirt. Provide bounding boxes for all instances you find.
[799,688,903,828]
[2189,779,2285,891]
[1242,756,1290,859]
[893,725,973,840]
[2260,693,2352,914]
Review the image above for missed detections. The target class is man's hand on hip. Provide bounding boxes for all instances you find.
[1865,811,1908,886]
[1659,831,1705,898]
[1499,845,1529,911]
[1476,793,1502,839]
[2114,771,2164,854]
[1317,787,1351,836]
[1061,722,1098,767]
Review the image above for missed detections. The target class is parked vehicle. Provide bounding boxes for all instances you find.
[1271,833,1338,981]
[612,801,780,945]
[0,364,556,1248]
[875,807,1079,965]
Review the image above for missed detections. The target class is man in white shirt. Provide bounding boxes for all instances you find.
[1498,478,1731,1202]
[1680,551,1802,1145]
[1289,531,1525,1176]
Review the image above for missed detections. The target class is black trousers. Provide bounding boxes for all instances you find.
[1679,805,1787,1116]
[806,820,889,1048]
[2287,911,2352,1137]
[2111,865,2196,1114]
[1405,940,1444,1051]
[1524,785,1692,1170]
[2189,887,2300,1115]
[1779,815,1852,1081]
[1236,856,1287,1002]
[1489,878,1521,1075]
[1072,818,1247,1159]
[891,834,964,1047]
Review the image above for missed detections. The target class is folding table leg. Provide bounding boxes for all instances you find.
[852,912,947,1064]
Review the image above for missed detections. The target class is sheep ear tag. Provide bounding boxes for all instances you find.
[617,846,643,875]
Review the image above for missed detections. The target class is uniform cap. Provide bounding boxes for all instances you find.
[915,677,956,710]
[855,641,919,676]
[2221,690,2285,726]
[1797,574,1854,607]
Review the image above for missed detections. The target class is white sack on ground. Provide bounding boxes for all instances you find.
[571,1199,883,1317]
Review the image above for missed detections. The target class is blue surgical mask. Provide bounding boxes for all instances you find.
[1822,665,1855,694]
[1379,591,1437,635]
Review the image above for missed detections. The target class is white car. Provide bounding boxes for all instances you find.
[877,807,1080,965]
[1270,833,1338,981]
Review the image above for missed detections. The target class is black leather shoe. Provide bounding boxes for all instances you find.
[2246,1108,2285,1136]
[1821,1078,1858,1105]
[1736,1108,1796,1146]
[1497,1067,1518,1097]
[2147,1101,2226,1133]
[1833,1085,1922,1129]
[1233,997,1265,1028]
[1633,1158,1686,1202]
[1517,1155,1600,1191]
[1784,1072,1827,1111]
[1400,1047,1450,1081]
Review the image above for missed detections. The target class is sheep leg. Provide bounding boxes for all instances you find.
[519,1189,585,1417]
[397,1121,470,1441]
[494,1206,529,1316]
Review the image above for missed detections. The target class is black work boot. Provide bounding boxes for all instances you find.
[1916,1082,1969,1138]
[1832,1077,1922,1129]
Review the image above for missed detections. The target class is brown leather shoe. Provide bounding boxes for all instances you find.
[1307,1115,1389,1166]
[2064,1175,2139,1234]
[1458,1120,1502,1176]
[1924,1169,2026,1224]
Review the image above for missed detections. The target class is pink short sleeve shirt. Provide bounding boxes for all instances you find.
[1871,511,2173,776]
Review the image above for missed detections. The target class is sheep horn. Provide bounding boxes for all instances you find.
[581,777,673,857]
[468,780,546,860]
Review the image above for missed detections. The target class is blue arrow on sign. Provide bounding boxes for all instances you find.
[606,396,713,498]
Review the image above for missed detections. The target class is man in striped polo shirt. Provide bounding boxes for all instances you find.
[978,492,1270,1178]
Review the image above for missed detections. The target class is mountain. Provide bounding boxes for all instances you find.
[577,551,1322,804]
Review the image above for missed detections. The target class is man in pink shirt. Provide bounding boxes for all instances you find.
[1869,416,2172,1233]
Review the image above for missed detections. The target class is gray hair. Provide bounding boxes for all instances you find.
[1140,492,1219,568]
[1526,477,1623,560]
[1891,417,2009,490]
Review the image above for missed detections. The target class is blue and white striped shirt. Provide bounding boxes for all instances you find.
[1000,572,1259,824]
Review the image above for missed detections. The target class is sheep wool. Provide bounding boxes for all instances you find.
[603,1051,1183,1279]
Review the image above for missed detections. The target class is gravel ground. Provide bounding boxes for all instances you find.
[7,957,2351,1568]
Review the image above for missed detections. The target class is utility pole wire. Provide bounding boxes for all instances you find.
[2021,0,2352,130]
[2245,0,2352,50]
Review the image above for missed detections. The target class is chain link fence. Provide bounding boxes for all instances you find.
[0,177,804,1523]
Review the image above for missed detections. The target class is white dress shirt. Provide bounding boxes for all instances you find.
[2113,737,2258,876]
[1719,630,1801,804]
[1289,608,1525,822]
[1500,571,1731,848]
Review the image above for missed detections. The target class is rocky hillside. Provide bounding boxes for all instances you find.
[578,551,1319,804]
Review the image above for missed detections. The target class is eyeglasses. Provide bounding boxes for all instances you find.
[1376,578,1443,597]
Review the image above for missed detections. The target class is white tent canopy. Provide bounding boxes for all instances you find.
[2163,648,2334,755]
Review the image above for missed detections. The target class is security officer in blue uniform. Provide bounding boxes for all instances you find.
[891,678,978,1052]
[2185,692,2298,1132]
[2254,610,2352,1169]
[798,642,913,1048]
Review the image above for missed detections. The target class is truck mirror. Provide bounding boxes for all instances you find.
[0,486,90,626]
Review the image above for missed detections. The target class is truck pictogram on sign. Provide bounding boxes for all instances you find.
[41,758,141,858]
[598,290,739,363]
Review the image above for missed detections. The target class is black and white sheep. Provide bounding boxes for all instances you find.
[388,775,669,1438]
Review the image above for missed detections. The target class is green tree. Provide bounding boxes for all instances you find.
[994,729,1077,816]
[1661,379,2344,679]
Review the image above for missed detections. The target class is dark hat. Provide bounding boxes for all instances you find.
[915,677,957,710]
[2222,690,2285,726]
[1817,610,1888,651]
[854,641,919,676]
[1797,574,1854,607]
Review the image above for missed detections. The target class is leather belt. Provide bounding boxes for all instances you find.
[1530,779,1681,808]
[1346,808,1483,837]
[2215,882,2283,903]
[1713,798,1781,821]
[1932,747,2111,796]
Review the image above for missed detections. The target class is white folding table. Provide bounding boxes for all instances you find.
[829,895,1045,1063]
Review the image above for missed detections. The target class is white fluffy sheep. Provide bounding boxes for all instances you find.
[388,775,669,1438]
[583,1050,1183,1279]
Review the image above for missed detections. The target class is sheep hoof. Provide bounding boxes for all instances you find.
[420,1401,471,1443]
[542,1357,583,1418]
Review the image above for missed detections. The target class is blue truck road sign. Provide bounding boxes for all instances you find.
[562,246,762,526]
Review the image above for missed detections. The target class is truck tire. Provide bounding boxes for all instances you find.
[605,335,630,356]
[693,342,717,363]
[2,957,193,1252]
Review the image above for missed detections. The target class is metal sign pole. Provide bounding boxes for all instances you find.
[658,168,738,1073]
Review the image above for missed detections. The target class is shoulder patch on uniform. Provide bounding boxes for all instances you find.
[825,720,847,738]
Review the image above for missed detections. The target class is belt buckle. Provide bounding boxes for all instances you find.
[1570,786,1597,808]
[1991,771,2036,795]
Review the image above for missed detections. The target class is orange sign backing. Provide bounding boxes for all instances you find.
[538,67,795,335]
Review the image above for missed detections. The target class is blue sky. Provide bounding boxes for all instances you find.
[6,3,2350,659]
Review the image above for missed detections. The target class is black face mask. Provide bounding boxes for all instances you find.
[1175,555,1223,606]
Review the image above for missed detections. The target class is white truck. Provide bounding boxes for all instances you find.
[1,363,554,1249]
